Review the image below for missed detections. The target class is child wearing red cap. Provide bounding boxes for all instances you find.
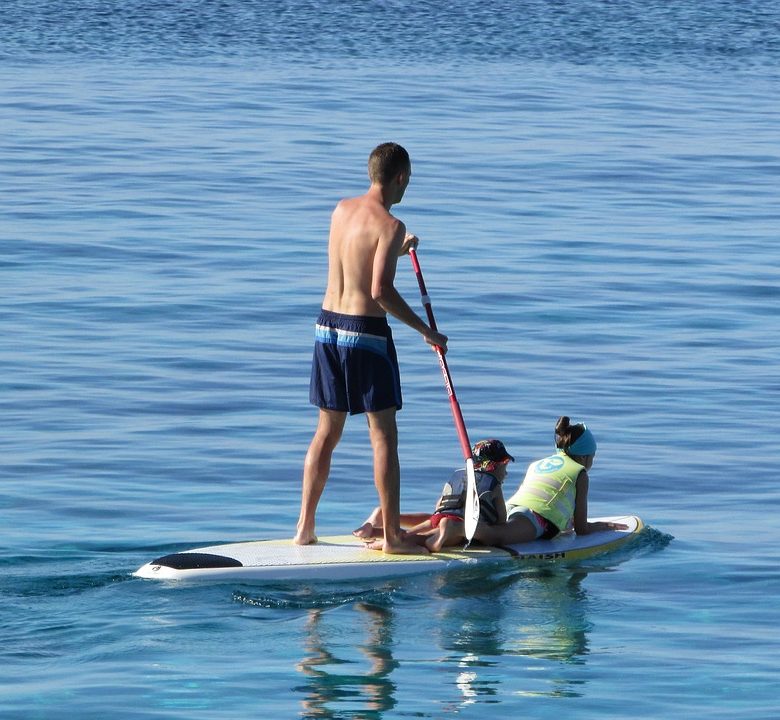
[353,439,514,552]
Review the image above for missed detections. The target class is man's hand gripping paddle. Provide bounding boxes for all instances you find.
[409,248,479,543]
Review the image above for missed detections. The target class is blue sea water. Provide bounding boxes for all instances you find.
[1,1,779,717]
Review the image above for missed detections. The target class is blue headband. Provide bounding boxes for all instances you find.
[567,426,597,456]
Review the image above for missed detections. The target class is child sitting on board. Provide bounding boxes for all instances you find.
[473,417,627,546]
[353,439,513,552]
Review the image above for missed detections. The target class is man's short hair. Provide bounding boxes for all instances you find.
[368,143,410,185]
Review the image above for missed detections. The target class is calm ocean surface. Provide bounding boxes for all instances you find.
[1,1,778,718]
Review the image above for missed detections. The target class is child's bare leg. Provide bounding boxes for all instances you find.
[402,513,433,528]
[353,511,430,540]
[425,525,447,553]
[353,506,383,539]
[405,517,435,535]
[426,518,465,553]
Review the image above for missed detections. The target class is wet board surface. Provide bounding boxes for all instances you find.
[133,515,643,583]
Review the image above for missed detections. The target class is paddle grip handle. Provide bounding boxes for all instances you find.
[409,249,473,462]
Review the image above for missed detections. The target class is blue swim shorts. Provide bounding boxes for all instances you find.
[309,309,402,415]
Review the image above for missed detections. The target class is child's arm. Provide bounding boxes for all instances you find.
[574,472,627,533]
[493,487,507,524]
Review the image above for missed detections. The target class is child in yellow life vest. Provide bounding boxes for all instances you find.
[474,417,627,547]
[353,439,513,552]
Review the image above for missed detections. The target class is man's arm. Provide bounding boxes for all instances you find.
[372,221,448,351]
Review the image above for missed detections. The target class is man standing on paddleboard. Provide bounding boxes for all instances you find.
[295,143,448,554]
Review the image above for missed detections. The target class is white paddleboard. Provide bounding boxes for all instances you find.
[133,515,642,584]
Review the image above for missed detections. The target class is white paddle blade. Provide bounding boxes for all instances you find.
[464,457,480,542]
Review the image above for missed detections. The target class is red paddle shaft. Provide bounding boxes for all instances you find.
[409,248,473,462]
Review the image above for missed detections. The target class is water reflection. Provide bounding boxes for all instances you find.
[291,566,599,716]
[434,567,593,704]
[295,601,397,719]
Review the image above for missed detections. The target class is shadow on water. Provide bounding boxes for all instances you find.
[6,571,132,598]
[227,524,672,716]
[232,586,399,612]
[0,550,134,598]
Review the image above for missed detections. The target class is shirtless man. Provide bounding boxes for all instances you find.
[294,143,448,554]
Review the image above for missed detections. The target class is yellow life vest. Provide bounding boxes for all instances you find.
[505,451,583,531]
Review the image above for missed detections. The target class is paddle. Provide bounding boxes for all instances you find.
[409,248,480,543]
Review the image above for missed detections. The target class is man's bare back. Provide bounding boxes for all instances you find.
[322,191,401,317]
[321,183,436,340]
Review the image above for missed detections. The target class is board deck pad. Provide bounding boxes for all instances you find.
[134,515,642,583]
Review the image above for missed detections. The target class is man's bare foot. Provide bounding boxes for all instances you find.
[365,537,429,555]
[294,530,317,545]
[352,522,380,540]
